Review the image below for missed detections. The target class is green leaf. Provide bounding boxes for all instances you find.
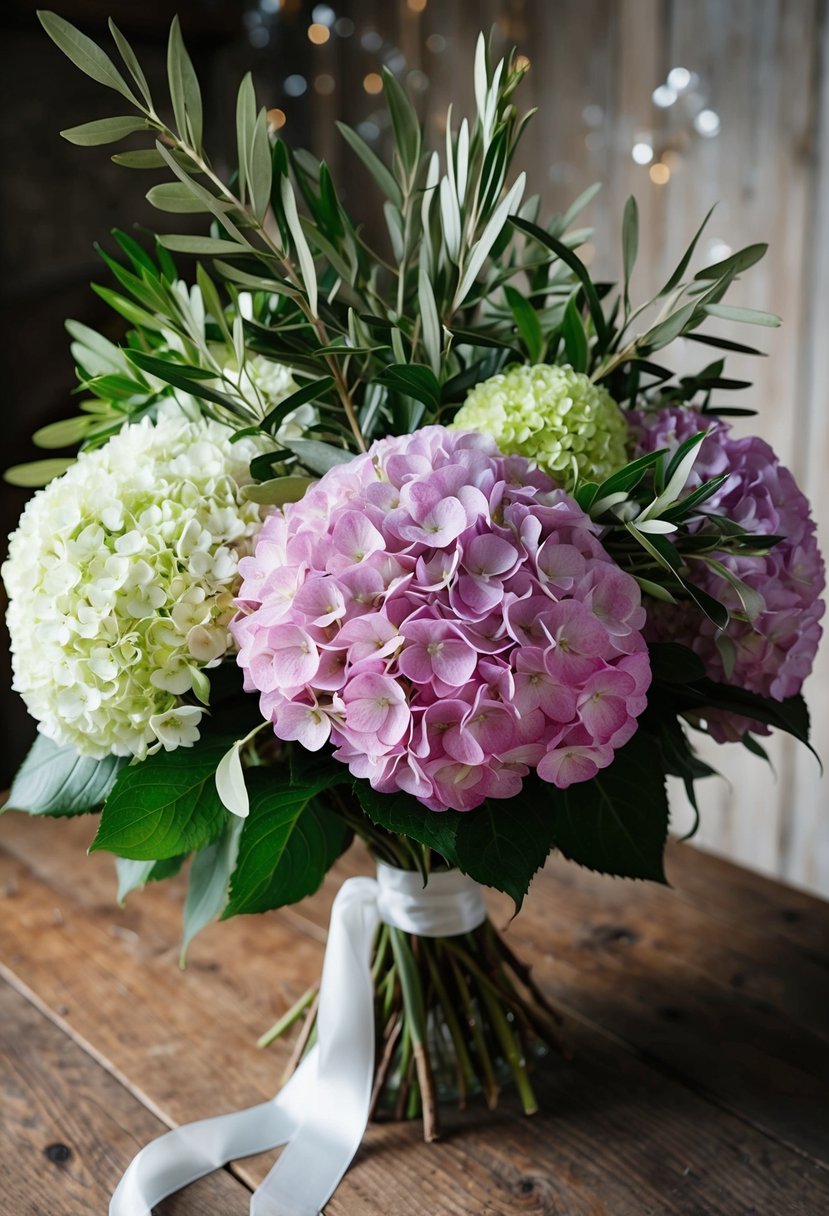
[223,770,351,916]
[281,176,317,315]
[504,285,543,363]
[7,736,125,818]
[282,439,355,475]
[156,234,250,257]
[33,416,96,449]
[116,854,186,904]
[38,11,141,106]
[262,376,334,433]
[694,242,767,281]
[112,149,169,169]
[703,303,781,327]
[622,195,638,311]
[376,363,441,411]
[512,216,608,346]
[181,817,244,960]
[561,295,588,372]
[167,15,203,149]
[336,121,403,209]
[108,19,153,109]
[250,108,273,221]
[382,67,421,176]
[4,458,74,487]
[241,475,315,505]
[657,205,715,297]
[91,736,236,859]
[60,116,148,146]
[640,300,698,350]
[647,642,707,684]
[146,182,213,213]
[235,72,256,204]
[547,730,669,881]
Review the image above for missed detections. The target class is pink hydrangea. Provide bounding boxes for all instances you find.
[233,427,651,811]
[629,407,824,741]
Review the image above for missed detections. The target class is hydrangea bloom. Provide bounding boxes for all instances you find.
[452,363,627,484]
[233,426,651,811]
[3,404,266,759]
[629,407,825,741]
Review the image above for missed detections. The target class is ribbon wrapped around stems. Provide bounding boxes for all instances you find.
[110,864,487,1216]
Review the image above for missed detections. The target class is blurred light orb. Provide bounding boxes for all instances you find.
[334,17,355,36]
[408,69,429,91]
[407,0,428,10]
[312,4,336,24]
[582,104,604,127]
[426,33,447,53]
[361,30,383,51]
[667,66,692,92]
[632,141,654,165]
[707,238,733,262]
[649,162,671,185]
[694,108,721,137]
[385,50,407,73]
[314,74,336,95]
[652,84,677,108]
[308,23,330,44]
[357,120,381,141]
[284,74,308,97]
[249,26,270,47]
[260,0,281,12]
[363,72,383,95]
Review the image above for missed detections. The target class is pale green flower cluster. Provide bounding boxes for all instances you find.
[3,404,266,759]
[452,363,627,484]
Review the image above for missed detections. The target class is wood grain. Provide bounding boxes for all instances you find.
[3,812,829,1214]
[0,978,250,1215]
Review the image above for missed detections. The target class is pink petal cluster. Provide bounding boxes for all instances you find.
[233,427,650,811]
[629,407,825,741]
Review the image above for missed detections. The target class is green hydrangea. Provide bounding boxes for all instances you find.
[452,363,627,484]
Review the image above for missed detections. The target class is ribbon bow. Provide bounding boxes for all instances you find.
[110,865,487,1216]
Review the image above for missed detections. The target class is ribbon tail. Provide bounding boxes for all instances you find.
[250,876,381,1216]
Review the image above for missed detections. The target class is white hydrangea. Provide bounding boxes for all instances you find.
[3,404,266,759]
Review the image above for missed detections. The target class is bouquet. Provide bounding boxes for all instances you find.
[3,12,824,1213]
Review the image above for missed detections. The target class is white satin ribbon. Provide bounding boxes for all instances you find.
[110,865,486,1216]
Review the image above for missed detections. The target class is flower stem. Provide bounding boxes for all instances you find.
[257,984,318,1049]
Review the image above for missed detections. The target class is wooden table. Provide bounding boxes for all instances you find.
[1,812,828,1215]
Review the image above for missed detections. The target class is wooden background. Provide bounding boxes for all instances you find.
[2,0,828,893]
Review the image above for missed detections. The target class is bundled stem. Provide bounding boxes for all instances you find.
[260,916,565,1141]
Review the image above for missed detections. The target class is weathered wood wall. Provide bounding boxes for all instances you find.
[314,0,829,893]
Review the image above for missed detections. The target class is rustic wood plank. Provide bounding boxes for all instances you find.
[3,812,829,1214]
[0,977,250,1215]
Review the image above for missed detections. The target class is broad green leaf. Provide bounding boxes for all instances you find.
[116,854,186,904]
[354,783,461,865]
[4,458,74,487]
[547,731,669,881]
[33,415,96,449]
[336,121,403,209]
[7,735,125,818]
[561,295,588,372]
[181,817,244,960]
[91,736,236,859]
[60,116,147,146]
[453,797,557,908]
[224,770,351,916]
[146,182,213,213]
[504,284,543,363]
[38,11,141,106]
[241,476,315,505]
[283,439,354,475]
